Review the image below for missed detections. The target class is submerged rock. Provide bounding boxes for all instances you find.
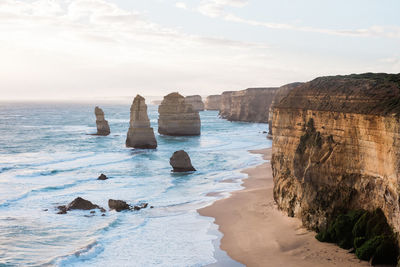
[97,173,108,180]
[57,197,104,214]
[126,95,157,149]
[185,95,204,111]
[108,199,130,212]
[158,93,201,136]
[170,150,196,172]
[94,106,110,136]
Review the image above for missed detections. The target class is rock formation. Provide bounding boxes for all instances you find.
[108,199,130,212]
[267,82,303,137]
[219,88,278,122]
[94,106,110,136]
[126,95,157,149]
[170,150,196,172]
[158,93,201,136]
[184,95,205,111]
[270,73,400,237]
[204,95,221,110]
[97,173,108,180]
[57,197,105,214]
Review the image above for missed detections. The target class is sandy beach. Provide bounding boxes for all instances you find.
[199,148,369,267]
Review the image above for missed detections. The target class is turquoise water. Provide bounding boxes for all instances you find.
[0,102,271,266]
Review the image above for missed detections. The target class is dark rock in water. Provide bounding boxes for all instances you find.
[101,214,106,216]
[57,197,104,214]
[150,206,154,209]
[94,106,110,136]
[100,207,106,213]
[108,199,130,212]
[97,173,108,180]
[133,203,149,211]
[169,150,196,172]
[90,210,95,214]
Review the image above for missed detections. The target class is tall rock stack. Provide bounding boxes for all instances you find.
[184,95,205,111]
[158,92,201,136]
[204,95,221,110]
[126,95,157,149]
[219,91,234,118]
[94,106,110,136]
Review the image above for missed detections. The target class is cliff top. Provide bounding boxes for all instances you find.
[276,73,400,116]
[164,92,184,100]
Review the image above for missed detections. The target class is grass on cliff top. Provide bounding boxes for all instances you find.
[316,208,398,265]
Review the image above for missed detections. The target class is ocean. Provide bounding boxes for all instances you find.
[0,101,271,266]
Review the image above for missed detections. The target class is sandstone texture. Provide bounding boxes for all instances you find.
[267,82,303,137]
[170,150,196,172]
[185,95,205,111]
[158,93,201,136]
[271,73,400,236]
[126,95,157,149]
[219,87,278,122]
[204,95,221,110]
[94,106,110,136]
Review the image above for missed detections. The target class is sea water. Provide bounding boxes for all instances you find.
[0,102,271,266]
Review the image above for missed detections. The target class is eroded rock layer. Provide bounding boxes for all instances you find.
[185,95,205,111]
[126,95,157,149]
[219,87,278,122]
[271,73,400,236]
[94,106,110,136]
[205,95,221,110]
[158,92,201,136]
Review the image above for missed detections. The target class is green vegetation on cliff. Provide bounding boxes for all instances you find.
[316,208,398,265]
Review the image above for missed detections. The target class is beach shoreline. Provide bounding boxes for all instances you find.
[199,148,369,267]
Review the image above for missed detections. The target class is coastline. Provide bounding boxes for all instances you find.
[199,148,369,267]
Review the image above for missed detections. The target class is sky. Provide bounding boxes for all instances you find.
[0,0,399,100]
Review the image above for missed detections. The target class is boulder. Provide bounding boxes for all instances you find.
[57,197,104,214]
[170,150,196,172]
[97,173,108,180]
[94,106,110,136]
[108,199,130,212]
[185,95,204,111]
[158,93,201,136]
[126,95,157,149]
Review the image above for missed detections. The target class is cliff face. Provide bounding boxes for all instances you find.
[158,92,201,136]
[204,95,221,110]
[271,73,400,235]
[185,95,205,111]
[219,87,278,122]
[267,83,303,137]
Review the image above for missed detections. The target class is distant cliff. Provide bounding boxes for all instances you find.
[185,95,205,111]
[271,73,400,236]
[204,95,221,110]
[219,87,278,123]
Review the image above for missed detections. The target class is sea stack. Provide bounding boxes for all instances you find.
[126,95,157,149]
[170,150,196,172]
[158,92,201,136]
[204,95,221,110]
[184,95,205,111]
[94,106,110,136]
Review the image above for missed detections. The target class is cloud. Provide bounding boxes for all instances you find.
[175,2,187,9]
[198,0,248,18]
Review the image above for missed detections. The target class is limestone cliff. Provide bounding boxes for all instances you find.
[94,106,110,136]
[205,95,221,110]
[267,82,303,137]
[126,95,157,149]
[158,92,201,136]
[219,87,278,122]
[271,73,400,236]
[185,95,205,111]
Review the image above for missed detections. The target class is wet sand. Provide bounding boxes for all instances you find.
[199,148,368,267]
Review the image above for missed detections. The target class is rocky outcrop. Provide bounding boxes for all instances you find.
[185,95,205,111]
[205,95,221,110]
[267,82,303,137]
[57,197,105,214]
[94,106,110,136]
[170,150,196,172]
[271,73,400,237]
[126,95,157,149]
[158,93,201,136]
[219,87,278,122]
[97,173,108,180]
[108,199,130,212]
